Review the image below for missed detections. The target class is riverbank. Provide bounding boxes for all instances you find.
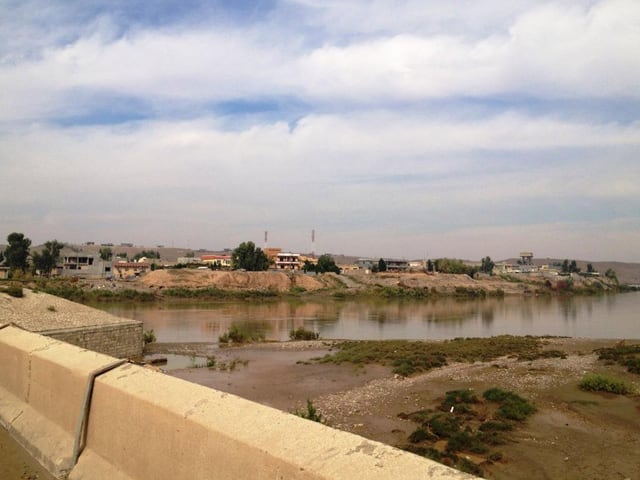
[7,268,627,304]
[160,337,640,479]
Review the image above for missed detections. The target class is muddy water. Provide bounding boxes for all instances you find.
[99,291,640,343]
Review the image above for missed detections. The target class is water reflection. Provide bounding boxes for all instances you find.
[99,292,640,343]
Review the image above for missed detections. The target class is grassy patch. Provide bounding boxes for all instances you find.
[218,325,265,345]
[399,387,534,477]
[595,343,640,375]
[289,327,320,340]
[578,373,635,395]
[294,400,323,423]
[319,335,566,376]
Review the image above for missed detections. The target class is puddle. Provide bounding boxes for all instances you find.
[144,353,210,370]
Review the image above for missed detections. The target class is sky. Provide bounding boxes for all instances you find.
[1,0,639,261]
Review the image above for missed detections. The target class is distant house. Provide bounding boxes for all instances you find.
[356,258,409,272]
[201,255,232,269]
[275,253,301,270]
[59,250,112,279]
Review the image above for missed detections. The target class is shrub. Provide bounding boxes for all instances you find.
[289,327,320,341]
[219,325,265,344]
[143,329,156,345]
[295,400,323,423]
[579,374,635,395]
[428,414,461,438]
[3,285,24,298]
[483,388,536,421]
[446,431,489,454]
[408,428,437,443]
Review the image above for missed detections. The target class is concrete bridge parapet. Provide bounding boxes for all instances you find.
[0,325,476,480]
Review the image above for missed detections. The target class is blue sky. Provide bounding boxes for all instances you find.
[1,0,639,261]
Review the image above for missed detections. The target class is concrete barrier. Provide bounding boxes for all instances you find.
[0,326,124,477]
[1,326,475,480]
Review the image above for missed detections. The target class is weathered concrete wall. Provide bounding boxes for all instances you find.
[1,326,475,480]
[0,326,124,477]
[44,321,143,359]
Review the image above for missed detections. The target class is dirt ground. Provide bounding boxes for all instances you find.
[167,338,640,480]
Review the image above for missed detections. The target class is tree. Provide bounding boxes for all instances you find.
[605,268,618,283]
[231,241,270,271]
[561,259,570,274]
[587,263,595,273]
[480,256,495,275]
[315,254,340,274]
[378,258,387,272]
[302,260,315,273]
[569,260,580,274]
[4,232,31,272]
[99,247,113,261]
[426,259,433,273]
[31,240,64,276]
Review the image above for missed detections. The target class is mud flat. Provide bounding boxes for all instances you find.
[167,338,640,480]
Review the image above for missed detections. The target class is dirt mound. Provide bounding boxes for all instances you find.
[140,269,325,292]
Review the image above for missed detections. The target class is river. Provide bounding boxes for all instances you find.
[98,291,640,343]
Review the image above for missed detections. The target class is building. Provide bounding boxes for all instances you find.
[201,255,232,269]
[274,253,301,270]
[356,258,409,272]
[59,250,112,279]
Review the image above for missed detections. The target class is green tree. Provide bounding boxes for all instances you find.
[99,247,113,261]
[4,232,31,272]
[31,240,64,276]
[378,258,387,272]
[426,259,433,273]
[315,254,340,274]
[605,268,618,283]
[569,260,580,273]
[480,256,495,275]
[302,260,315,273]
[231,241,270,271]
[587,263,595,273]
[561,259,570,273]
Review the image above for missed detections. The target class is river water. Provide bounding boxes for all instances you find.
[99,292,640,343]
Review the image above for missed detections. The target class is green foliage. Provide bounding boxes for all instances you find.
[320,336,562,377]
[1,284,24,298]
[315,254,340,274]
[99,247,113,260]
[446,431,489,454]
[143,329,156,345]
[295,400,323,423]
[218,325,265,344]
[480,256,495,275]
[289,327,320,340]
[595,343,640,374]
[579,374,635,395]
[4,232,31,272]
[231,241,270,271]
[433,258,476,277]
[133,250,160,261]
[163,286,278,299]
[31,240,64,276]
[378,258,387,272]
[483,388,536,420]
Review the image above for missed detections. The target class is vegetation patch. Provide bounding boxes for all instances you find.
[294,400,323,423]
[0,284,24,298]
[218,324,265,345]
[289,327,320,340]
[319,336,566,376]
[594,343,640,375]
[399,387,536,477]
[578,373,635,395]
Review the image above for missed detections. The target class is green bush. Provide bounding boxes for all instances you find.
[483,388,536,421]
[143,329,156,345]
[579,374,635,395]
[294,400,323,423]
[289,327,320,340]
[3,284,24,298]
[219,325,265,344]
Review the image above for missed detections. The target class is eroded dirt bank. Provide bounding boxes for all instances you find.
[166,338,640,480]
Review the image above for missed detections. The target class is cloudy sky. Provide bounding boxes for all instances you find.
[1,0,639,261]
